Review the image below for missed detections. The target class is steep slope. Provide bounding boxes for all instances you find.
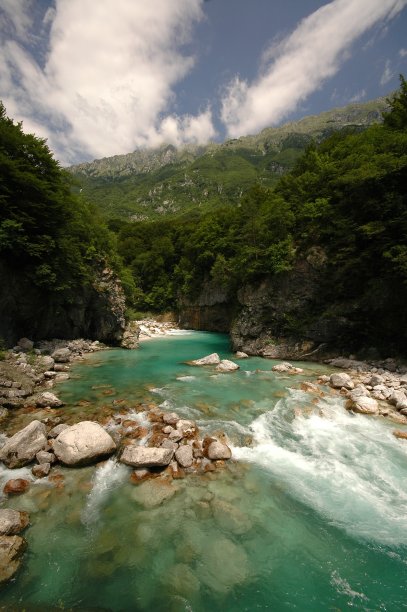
[69,97,388,220]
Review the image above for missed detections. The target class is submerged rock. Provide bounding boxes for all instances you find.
[0,509,29,535]
[3,479,30,495]
[393,430,407,440]
[130,479,178,508]
[53,421,116,466]
[200,536,249,594]
[0,535,27,584]
[0,420,47,468]
[120,445,174,468]
[235,351,248,359]
[32,463,51,478]
[190,353,220,366]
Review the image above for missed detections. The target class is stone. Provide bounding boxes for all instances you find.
[348,386,370,402]
[272,362,293,373]
[169,430,183,442]
[161,563,200,597]
[44,371,58,379]
[32,463,51,478]
[36,450,55,464]
[120,445,174,468]
[207,440,232,460]
[0,535,27,584]
[53,421,116,466]
[211,499,252,535]
[161,439,178,451]
[35,392,64,408]
[190,353,220,366]
[162,412,179,426]
[51,348,71,363]
[3,479,30,495]
[318,375,330,383]
[346,396,379,415]
[369,374,384,386]
[162,425,173,434]
[53,364,69,372]
[329,372,354,390]
[371,384,392,401]
[0,420,47,468]
[175,445,194,468]
[48,423,69,438]
[235,351,248,359]
[389,389,407,407]
[131,479,178,508]
[393,430,407,440]
[216,360,240,372]
[17,338,34,352]
[175,419,197,437]
[40,355,55,370]
[0,509,29,535]
[200,536,249,594]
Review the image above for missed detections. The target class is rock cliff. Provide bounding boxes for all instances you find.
[0,263,126,346]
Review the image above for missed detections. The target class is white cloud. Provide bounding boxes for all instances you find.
[380,59,393,85]
[221,0,407,138]
[349,89,366,103]
[0,0,216,164]
[0,0,32,39]
[400,48,407,57]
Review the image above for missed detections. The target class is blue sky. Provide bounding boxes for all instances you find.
[0,0,406,165]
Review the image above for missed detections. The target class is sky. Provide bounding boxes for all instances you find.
[0,0,406,166]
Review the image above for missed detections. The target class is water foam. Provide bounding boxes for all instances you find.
[232,396,407,545]
[81,459,128,527]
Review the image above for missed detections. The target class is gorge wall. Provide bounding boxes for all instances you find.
[0,263,126,347]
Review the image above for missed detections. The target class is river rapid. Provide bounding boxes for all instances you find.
[0,331,406,611]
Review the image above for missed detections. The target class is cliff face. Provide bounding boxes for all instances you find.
[0,263,126,346]
[178,251,353,360]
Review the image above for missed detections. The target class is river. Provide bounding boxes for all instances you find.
[0,331,406,610]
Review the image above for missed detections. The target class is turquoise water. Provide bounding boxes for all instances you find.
[1,331,407,611]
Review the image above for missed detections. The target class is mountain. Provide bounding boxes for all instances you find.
[69,97,388,220]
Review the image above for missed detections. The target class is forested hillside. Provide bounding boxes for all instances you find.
[69,97,387,221]
[0,103,127,344]
[110,79,407,355]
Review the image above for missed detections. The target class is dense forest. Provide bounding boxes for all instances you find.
[1,79,406,354]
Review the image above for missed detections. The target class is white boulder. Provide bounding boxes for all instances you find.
[53,421,116,466]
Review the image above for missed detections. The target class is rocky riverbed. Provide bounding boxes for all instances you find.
[1,327,407,588]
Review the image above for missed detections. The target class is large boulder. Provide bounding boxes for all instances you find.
[329,372,354,390]
[51,348,71,363]
[207,440,232,460]
[216,360,240,372]
[35,392,64,408]
[346,396,379,415]
[0,420,47,468]
[120,445,174,468]
[53,421,116,466]
[0,509,29,535]
[0,535,27,584]
[190,353,220,366]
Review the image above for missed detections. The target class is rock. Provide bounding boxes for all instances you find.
[0,509,29,535]
[169,430,183,442]
[53,364,69,372]
[300,381,321,393]
[190,353,220,366]
[371,384,392,401]
[328,358,370,371]
[120,445,174,468]
[3,479,30,495]
[175,445,194,468]
[318,375,330,383]
[393,430,407,440]
[272,362,293,373]
[48,423,69,438]
[162,412,179,426]
[216,360,240,372]
[35,392,64,408]
[51,348,71,363]
[211,499,252,535]
[0,420,47,468]
[161,439,179,451]
[130,479,178,508]
[348,386,370,402]
[200,536,249,594]
[162,425,173,434]
[36,450,55,464]
[0,535,27,584]
[44,371,57,379]
[17,338,34,352]
[53,421,116,466]
[207,440,232,460]
[346,396,379,415]
[389,389,407,407]
[235,351,248,359]
[161,563,200,597]
[32,463,51,478]
[39,355,55,370]
[175,419,197,438]
[329,372,354,390]
[369,374,385,386]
